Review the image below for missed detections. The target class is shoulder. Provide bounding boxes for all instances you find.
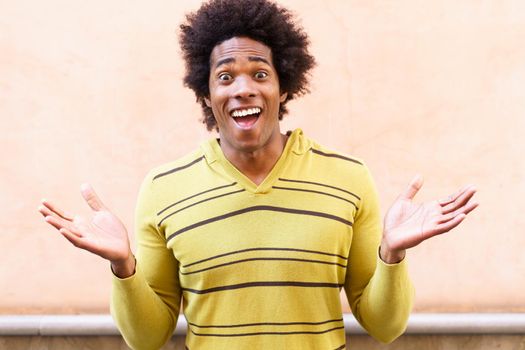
[308,140,364,167]
[289,129,364,169]
[147,149,205,183]
[296,134,376,200]
[136,147,208,206]
[136,148,207,196]
[302,135,368,177]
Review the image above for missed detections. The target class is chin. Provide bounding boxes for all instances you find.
[234,140,263,153]
[231,130,262,147]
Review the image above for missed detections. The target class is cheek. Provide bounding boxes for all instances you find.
[214,87,230,102]
[209,91,227,112]
[262,87,280,102]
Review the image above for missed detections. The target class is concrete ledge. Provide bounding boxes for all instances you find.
[407,314,525,334]
[0,314,524,336]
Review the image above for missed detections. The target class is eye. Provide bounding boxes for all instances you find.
[254,71,268,79]
[218,73,232,81]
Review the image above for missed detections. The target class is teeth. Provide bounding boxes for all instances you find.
[231,107,261,118]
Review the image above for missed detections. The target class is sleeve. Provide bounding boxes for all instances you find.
[344,165,414,343]
[110,171,182,350]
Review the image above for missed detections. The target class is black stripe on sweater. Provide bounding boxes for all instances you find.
[278,178,361,201]
[167,205,353,242]
[272,186,358,210]
[190,325,345,337]
[159,189,245,227]
[184,247,348,268]
[180,257,347,275]
[310,148,363,165]
[187,318,343,328]
[182,281,343,294]
[153,156,204,181]
[157,182,237,216]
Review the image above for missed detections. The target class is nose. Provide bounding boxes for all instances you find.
[233,75,257,99]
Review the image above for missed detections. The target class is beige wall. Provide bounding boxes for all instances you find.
[1,0,524,314]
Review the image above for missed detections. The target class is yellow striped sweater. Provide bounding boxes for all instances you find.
[111,129,413,350]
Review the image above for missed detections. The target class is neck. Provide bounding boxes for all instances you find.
[221,133,288,186]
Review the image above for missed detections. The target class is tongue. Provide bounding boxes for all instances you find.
[235,115,258,128]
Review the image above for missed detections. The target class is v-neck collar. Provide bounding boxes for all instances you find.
[201,128,309,194]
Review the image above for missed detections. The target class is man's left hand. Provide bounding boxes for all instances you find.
[380,175,478,264]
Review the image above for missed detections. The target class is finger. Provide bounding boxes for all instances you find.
[38,205,53,218]
[433,213,467,235]
[44,215,64,231]
[45,215,83,238]
[39,205,71,223]
[441,185,477,214]
[463,200,479,216]
[439,199,479,224]
[59,228,87,248]
[80,183,106,212]
[40,199,74,221]
[400,174,423,200]
[438,184,475,206]
[60,228,103,256]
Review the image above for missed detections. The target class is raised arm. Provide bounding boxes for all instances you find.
[109,173,182,349]
[39,180,182,349]
[345,166,414,343]
[345,171,478,343]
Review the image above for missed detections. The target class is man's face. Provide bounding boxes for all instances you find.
[206,36,287,154]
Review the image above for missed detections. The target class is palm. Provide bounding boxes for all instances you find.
[382,176,478,253]
[384,198,443,251]
[69,210,129,261]
[39,184,130,262]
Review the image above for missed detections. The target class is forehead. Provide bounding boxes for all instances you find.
[210,37,273,67]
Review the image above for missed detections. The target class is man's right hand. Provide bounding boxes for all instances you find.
[38,183,135,278]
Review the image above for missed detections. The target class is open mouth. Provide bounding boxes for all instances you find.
[231,107,261,128]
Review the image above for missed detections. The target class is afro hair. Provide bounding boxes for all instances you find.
[179,0,316,131]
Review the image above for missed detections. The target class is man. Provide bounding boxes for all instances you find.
[38,0,478,349]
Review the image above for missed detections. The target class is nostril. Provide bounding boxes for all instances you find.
[235,93,256,99]
[233,81,257,98]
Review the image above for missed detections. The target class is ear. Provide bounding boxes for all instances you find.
[204,97,211,107]
[279,92,288,103]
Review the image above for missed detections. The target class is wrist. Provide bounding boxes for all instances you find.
[111,254,136,278]
[379,243,406,264]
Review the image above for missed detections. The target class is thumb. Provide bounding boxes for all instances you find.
[80,183,106,211]
[400,174,423,200]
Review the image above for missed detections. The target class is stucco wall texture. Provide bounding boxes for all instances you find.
[1,0,524,314]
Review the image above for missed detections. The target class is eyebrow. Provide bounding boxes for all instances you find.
[214,57,235,69]
[213,56,272,69]
[248,56,271,65]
